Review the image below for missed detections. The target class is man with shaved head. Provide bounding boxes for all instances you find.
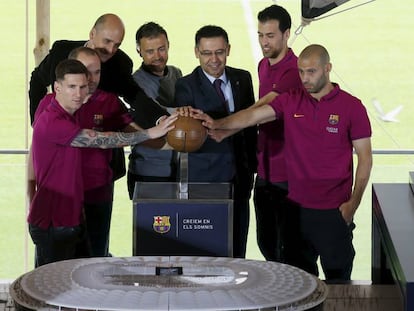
[30,13,167,126]
[29,14,170,182]
[86,14,126,63]
[192,44,373,282]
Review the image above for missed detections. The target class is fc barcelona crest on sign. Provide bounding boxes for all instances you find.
[328,114,339,125]
[153,216,171,234]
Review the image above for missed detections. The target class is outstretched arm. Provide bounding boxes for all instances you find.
[207,129,240,143]
[174,107,243,142]
[248,91,278,109]
[122,122,144,132]
[71,113,177,149]
[193,104,277,131]
[127,91,170,129]
[125,119,173,149]
[206,92,277,141]
[339,137,373,223]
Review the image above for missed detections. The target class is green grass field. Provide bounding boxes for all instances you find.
[1,0,413,281]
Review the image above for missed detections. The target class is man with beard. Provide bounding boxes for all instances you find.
[31,47,173,258]
[28,59,177,266]
[127,22,182,199]
[192,44,373,282]
[29,14,169,183]
[253,5,302,263]
[29,13,167,127]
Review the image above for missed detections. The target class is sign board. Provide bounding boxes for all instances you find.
[133,182,233,257]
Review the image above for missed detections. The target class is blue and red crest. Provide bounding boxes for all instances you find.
[328,114,339,125]
[153,216,171,234]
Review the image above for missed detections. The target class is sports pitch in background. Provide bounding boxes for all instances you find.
[0,0,413,280]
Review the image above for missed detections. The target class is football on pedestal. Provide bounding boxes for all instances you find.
[167,115,207,152]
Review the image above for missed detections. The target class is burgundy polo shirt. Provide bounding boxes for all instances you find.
[257,48,302,182]
[29,99,83,229]
[269,84,372,209]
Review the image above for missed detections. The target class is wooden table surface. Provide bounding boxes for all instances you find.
[324,284,403,311]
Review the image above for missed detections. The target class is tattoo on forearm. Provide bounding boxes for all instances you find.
[71,130,150,148]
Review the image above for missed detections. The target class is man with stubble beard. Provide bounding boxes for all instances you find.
[29,14,170,184]
[253,5,302,264]
[127,22,183,199]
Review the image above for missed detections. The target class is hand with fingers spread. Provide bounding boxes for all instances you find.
[190,109,218,130]
[147,113,178,139]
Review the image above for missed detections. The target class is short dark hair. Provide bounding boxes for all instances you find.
[195,25,229,47]
[257,5,291,33]
[68,46,100,60]
[135,22,168,46]
[55,59,88,81]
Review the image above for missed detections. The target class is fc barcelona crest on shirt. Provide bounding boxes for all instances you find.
[153,216,171,234]
[328,114,339,125]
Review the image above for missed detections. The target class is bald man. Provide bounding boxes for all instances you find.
[193,44,373,282]
[29,13,167,128]
[29,13,169,182]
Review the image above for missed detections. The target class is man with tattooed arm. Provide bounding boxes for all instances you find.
[28,59,176,267]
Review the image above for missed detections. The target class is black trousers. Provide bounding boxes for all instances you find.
[29,224,84,267]
[74,183,114,258]
[294,207,356,282]
[82,199,113,257]
[232,172,255,258]
[253,177,289,262]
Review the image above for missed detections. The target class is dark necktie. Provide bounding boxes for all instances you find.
[213,79,228,113]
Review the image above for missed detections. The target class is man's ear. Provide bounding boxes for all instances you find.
[326,62,332,74]
[54,81,60,93]
[283,29,290,42]
[194,46,199,59]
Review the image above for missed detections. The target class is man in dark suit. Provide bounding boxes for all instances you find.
[29,13,167,129]
[174,25,257,258]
